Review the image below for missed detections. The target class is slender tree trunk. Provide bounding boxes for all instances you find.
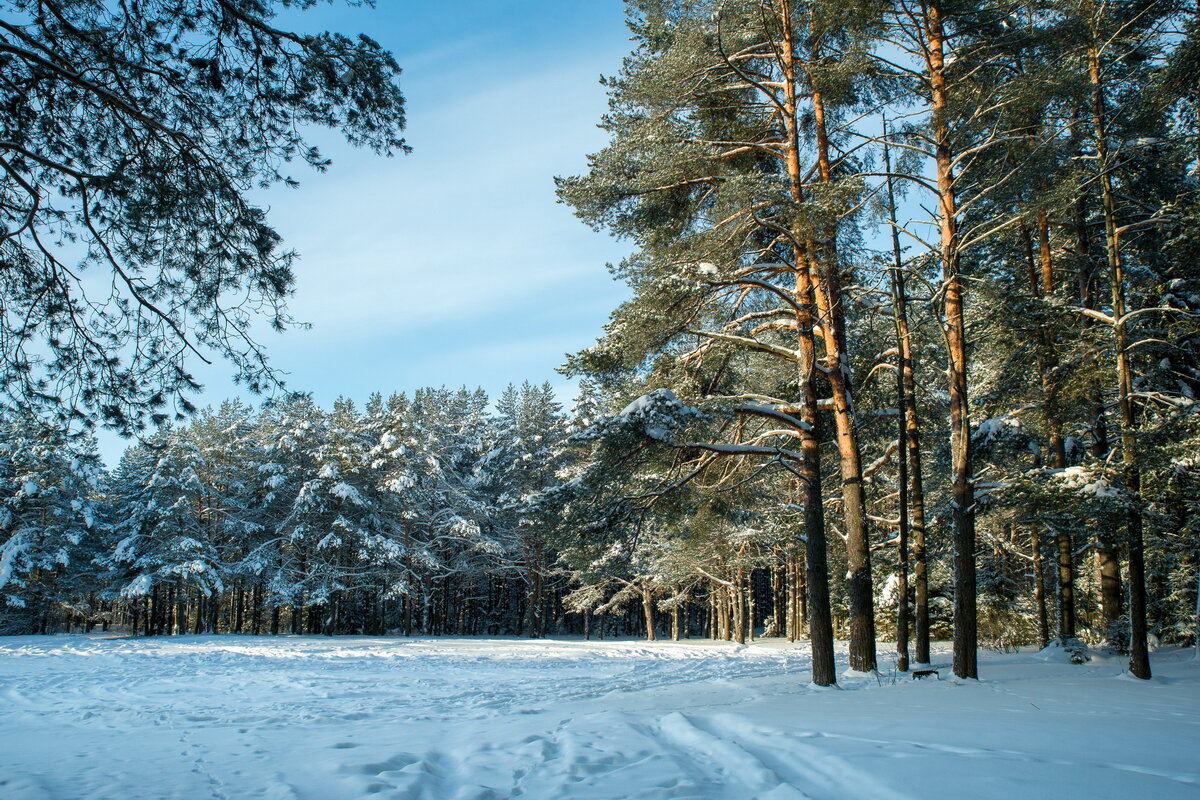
[1079,188,1125,635]
[1097,546,1123,635]
[885,127,911,673]
[642,586,656,642]
[148,586,159,636]
[1030,200,1077,642]
[808,86,875,674]
[786,556,798,642]
[1056,532,1076,641]
[524,538,545,639]
[797,555,807,637]
[925,0,977,678]
[1031,528,1050,648]
[778,8,836,686]
[208,591,219,633]
[901,306,930,665]
[1088,34,1150,679]
[773,549,787,637]
[732,579,746,645]
[798,262,835,686]
[192,595,203,635]
[746,574,756,643]
[251,585,263,636]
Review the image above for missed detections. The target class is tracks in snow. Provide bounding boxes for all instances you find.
[337,712,911,800]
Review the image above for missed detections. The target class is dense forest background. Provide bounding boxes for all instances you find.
[2,0,1200,687]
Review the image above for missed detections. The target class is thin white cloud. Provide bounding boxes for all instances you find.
[261,56,627,341]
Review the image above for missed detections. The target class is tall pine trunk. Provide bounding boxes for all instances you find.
[885,127,912,671]
[807,84,876,674]
[1031,528,1050,648]
[1087,33,1150,679]
[924,0,977,678]
[776,5,844,686]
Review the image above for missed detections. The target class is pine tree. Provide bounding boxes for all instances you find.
[0,0,408,432]
[0,419,104,633]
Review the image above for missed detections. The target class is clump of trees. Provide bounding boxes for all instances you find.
[0,385,575,638]
[0,0,407,433]
[550,0,1200,683]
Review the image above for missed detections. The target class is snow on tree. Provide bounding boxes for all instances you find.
[0,418,104,632]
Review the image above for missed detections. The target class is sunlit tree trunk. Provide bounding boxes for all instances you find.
[1087,32,1149,679]
[885,128,911,672]
[924,0,977,679]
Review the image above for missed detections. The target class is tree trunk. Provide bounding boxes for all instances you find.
[885,126,911,673]
[192,595,203,635]
[251,585,263,636]
[1077,196,1126,642]
[234,586,245,635]
[1057,532,1076,642]
[1031,196,1077,644]
[1031,528,1050,648]
[524,538,545,639]
[807,85,875,674]
[773,549,787,637]
[642,586,656,642]
[926,0,977,679]
[732,581,746,645]
[778,11,836,686]
[1088,33,1149,678]
[747,573,756,643]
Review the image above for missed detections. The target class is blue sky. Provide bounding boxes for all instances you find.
[97,1,635,464]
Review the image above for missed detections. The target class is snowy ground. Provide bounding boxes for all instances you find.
[1,635,1198,800]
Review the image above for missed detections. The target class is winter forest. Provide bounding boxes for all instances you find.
[2,0,1200,797]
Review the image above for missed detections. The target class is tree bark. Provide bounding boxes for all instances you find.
[1056,532,1076,642]
[1031,528,1050,648]
[776,4,839,686]
[1087,32,1150,679]
[924,0,977,679]
[642,585,656,642]
[807,83,876,674]
[885,126,911,672]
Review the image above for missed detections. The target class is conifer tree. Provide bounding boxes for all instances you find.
[0,420,103,632]
[0,0,408,432]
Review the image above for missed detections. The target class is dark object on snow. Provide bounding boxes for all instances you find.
[911,669,939,680]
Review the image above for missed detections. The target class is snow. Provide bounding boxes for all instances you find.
[331,481,367,505]
[618,388,681,419]
[1053,465,1121,498]
[971,414,1024,445]
[612,389,694,442]
[1,636,1198,799]
[120,573,153,597]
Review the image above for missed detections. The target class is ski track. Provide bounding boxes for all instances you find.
[1,635,1198,800]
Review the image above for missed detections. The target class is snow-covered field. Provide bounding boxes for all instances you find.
[1,635,1197,800]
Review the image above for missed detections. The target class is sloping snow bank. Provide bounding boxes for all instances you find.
[1,635,1197,799]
